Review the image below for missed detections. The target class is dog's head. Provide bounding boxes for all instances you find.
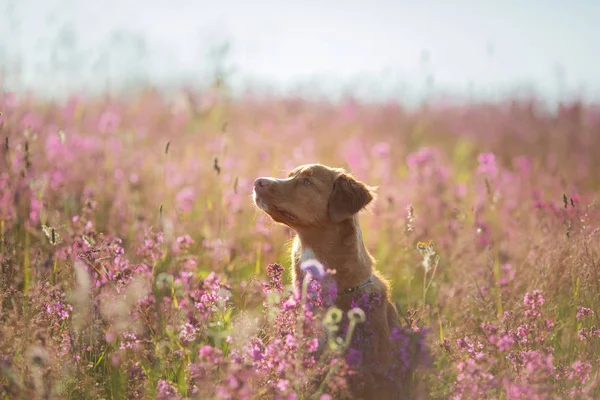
[253,164,375,229]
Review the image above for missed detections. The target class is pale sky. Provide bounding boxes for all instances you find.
[1,0,599,102]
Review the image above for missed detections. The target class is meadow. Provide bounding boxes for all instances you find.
[0,86,599,399]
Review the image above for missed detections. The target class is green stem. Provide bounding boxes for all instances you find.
[53,257,58,284]
[313,319,359,399]
[425,257,440,294]
[24,229,30,294]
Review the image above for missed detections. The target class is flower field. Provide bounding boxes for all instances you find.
[1,88,599,399]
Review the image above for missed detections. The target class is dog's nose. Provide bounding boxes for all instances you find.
[254,178,271,189]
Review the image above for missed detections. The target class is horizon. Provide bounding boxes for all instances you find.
[1,0,599,104]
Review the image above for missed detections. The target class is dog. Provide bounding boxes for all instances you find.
[253,163,404,399]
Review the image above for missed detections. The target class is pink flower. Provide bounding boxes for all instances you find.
[276,379,290,392]
[523,290,544,318]
[569,360,592,384]
[496,335,514,352]
[175,187,196,212]
[307,338,319,353]
[476,152,498,178]
[498,264,515,286]
[576,306,594,319]
[105,331,116,344]
[98,110,121,134]
[371,141,391,157]
[199,346,212,358]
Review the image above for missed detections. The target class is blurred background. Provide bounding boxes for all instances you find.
[1,0,599,105]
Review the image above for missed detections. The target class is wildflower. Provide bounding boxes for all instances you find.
[45,301,72,320]
[569,360,592,385]
[496,335,514,352]
[371,141,391,157]
[178,323,198,345]
[417,240,438,273]
[248,341,264,361]
[476,152,499,178]
[105,331,116,344]
[156,379,181,400]
[175,186,196,212]
[578,328,590,341]
[348,308,366,324]
[173,234,194,253]
[406,147,438,169]
[283,296,298,311]
[307,338,319,353]
[523,290,544,318]
[120,333,140,351]
[498,264,515,286]
[276,379,290,392]
[199,345,213,358]
[516,325,529,343]
[300,259,325,280]
[264,263,285,293]
[406,204,416,232]
[576,306,594,319]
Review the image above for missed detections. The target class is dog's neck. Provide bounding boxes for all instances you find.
[293,216,373,292]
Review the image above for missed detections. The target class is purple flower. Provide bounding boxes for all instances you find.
[300,259,325,280]
[345,348,363,366]
[156,379,181,400]
[264,263,285,293]
[283,296,298,310]
[248,342,264,361]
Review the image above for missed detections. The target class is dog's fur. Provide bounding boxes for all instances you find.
[253,163,402,399]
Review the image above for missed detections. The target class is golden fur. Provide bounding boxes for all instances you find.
[253,163,402,399]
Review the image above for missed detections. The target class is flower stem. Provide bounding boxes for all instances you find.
[24,229,30,294]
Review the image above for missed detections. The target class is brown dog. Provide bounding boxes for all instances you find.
[253,163,403,399]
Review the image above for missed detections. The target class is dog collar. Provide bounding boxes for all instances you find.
[338,275,374,296]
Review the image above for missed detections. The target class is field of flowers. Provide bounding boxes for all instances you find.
[1,86,599,399]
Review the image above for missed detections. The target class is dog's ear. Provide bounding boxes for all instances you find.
[328,173,375,223]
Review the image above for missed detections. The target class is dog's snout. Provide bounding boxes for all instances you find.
[254,178,272,190]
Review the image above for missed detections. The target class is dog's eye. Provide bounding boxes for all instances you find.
[303,178,311,185]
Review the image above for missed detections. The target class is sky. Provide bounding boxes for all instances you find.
[1,0,599,103]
